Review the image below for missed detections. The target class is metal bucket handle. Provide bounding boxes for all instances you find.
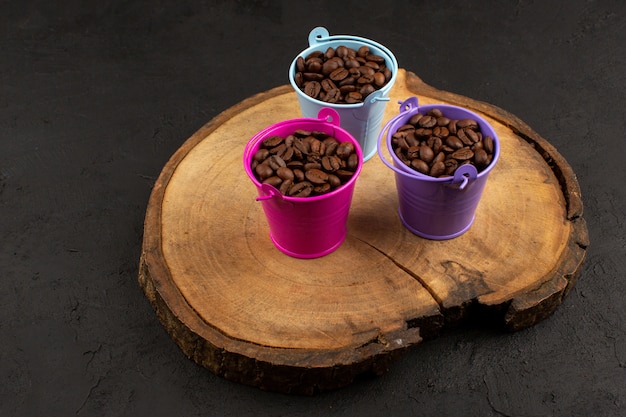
[255,108,342,204]
[377,98,478,190]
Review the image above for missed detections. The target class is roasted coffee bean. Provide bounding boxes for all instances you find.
[347,153,359,170]
[303,81,321,98]
[390,108,496,177]
[445,136,464,150]
[321,155,341,172]
[465,128,480,143]
[335,169,354,181]
[263,135,284,148]
[252,132,360,197]
[255,163,274,180]
[345,91,363,103]
[296,56,305,72]
[483,136,494,154]
[276,166,294,181]
[313,183,332,194]
[294,44,392,104]
[451,148,474,161]
[430,161,446,177]
[253,148,269,162]
[474,148,489,166]
[305,168,329,185]
[411,159,429,174]
[418,115,437,128]
[328,174,341,188]
[293,168,305,182]
[457,118,478,129]
[279,179,293,195]
[336,141,355,159]
[263,176,282,187]
[289,181,313,197]
[419,144,434,163]
[268,155,286,170]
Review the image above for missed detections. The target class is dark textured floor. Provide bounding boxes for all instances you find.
[1,1,624,416]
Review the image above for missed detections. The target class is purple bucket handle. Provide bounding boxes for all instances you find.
[377,109,478,190]
[452,164,478,190]
[398,96,419,113]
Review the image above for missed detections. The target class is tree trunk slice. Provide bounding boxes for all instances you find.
[138,69,589,394]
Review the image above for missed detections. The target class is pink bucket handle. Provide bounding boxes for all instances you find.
[244,108,341,170]
[256,183,296,210]
[317,107,341,126]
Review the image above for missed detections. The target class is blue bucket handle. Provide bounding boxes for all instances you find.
[352,90,390,121]
[307,27,398,69]
[377,100,478,190]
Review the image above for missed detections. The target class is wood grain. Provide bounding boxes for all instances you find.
[138,69,588,394]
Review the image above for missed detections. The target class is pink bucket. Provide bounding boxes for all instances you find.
[244,108,363,258]
[377,97,501,240]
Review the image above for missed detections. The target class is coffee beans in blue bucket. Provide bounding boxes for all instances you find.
[251,130,359,198]
[391,108,496,177]
[293,45,393,104]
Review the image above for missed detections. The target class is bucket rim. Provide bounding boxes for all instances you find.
[288,27,398,110]
[377,98,501,183]
[244,113,364,203]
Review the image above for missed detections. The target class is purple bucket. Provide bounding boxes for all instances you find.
[244,108,363,258]
[377,97,501,240]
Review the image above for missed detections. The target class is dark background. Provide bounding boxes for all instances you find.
[1,1,624,416]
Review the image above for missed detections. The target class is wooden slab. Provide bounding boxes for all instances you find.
[138,69,589,394]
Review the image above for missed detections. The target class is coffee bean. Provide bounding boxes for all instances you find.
[268,155,286,170]
[419,144,434,163]
[451,148,474,161]
[418,115,437,128]
[277,166,294,181]
[263,135,284,148]
[321,155,341,172]
[445,136,463,150]
[345,91,363,103]
[303,81,321,98]
[457,118,478,129]
[430,161,445,177]
[483,136,494,154]
[411,159,429,174]
[474,148,489,166]
[289,181,313,197]
[255,163,274,180]
[263,176,282,187]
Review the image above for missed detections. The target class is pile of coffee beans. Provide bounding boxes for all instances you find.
[391,108,496,177]
[293,45,392,104]
[251,130,359,198]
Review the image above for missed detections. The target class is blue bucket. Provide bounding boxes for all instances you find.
[289,27,398,162]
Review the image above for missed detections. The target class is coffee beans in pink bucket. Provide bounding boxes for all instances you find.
[289,27,398,162]
[377,97,501,240]
[244,108,363,258]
